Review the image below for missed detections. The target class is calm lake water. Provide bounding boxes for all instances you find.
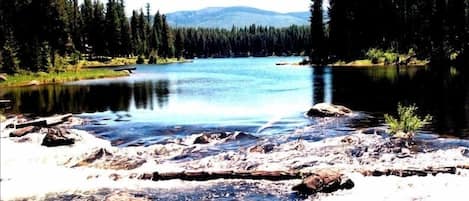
[1,57,468,145]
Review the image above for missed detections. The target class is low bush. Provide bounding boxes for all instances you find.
[384,103,432,138]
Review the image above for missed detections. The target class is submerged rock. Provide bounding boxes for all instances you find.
[41,127,75,147]
[306,103,352,117]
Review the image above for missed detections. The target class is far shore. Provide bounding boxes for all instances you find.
[0,57,191,88]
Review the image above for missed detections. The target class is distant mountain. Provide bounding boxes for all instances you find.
[166,7,310,29]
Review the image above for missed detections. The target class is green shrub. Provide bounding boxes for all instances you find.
[383,51,398,64]
[384,103,432,138]
[366,48,384,64]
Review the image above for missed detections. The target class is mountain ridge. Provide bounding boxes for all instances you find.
[166,6,310,28]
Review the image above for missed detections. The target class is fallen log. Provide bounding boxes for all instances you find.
[151,170,301,181]
[359,167,457,177]
[114,66,136,73]
[139,166,467,182]
[16,114,72,128]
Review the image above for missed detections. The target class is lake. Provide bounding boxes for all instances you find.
[1,57,468,147]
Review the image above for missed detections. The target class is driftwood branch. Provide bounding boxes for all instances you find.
[16,114,72,128]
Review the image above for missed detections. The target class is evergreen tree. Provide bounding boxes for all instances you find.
[161,15,174,58]
[104,0,122,56]
[118,0,131,56]
[175,29,184,58]
[310,0,326,64]
[1,28,20,74]
[92,0,106,56]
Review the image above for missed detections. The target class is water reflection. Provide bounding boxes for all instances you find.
[0,59,468,138]
[1,81,171,115]
[331,66,469,137]
[311,67,333,104]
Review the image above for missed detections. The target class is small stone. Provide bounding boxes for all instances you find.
[109,173,122,181]
[249,144,275,153]
[461,149,469,157]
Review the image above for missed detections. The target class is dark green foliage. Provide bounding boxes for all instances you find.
[310,0,326,64]
[136,55,145,64]
[326,0,469,66]
[175,25,310,58]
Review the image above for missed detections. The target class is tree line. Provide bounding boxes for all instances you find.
[176,25,310,58]
[0,0,310,74]
[311,0,469,65]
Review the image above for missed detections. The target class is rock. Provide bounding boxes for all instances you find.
[462,148,469,158]
[306,103,352,117]
[41,127,75,147]
[27,80,40,86]
[72,148,146,170]
[348,146,368,157]
[292,170,354,194]
[105,191,149,201]
[225,131,258,141]
[109,173,122,181]
[193,131,257,144]
[9,126,40,137]
[0,74,7,82]
[249,144,275,153]
[193,132,228,144]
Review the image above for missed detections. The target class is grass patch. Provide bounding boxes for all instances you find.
[384,103,432,139]
[0,69,128,88]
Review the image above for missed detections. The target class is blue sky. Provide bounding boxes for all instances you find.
[80,0,325,15]
[124,0,313,14]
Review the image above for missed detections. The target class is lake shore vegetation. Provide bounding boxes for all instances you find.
[310,0,469,67]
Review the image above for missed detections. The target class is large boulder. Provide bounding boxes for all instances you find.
[292,169,354,194]
[41,127,75,147]
[306,103,352,117]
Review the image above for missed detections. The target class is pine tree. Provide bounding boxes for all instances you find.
[118,0,131,56]
[310,0,326,64]
[1,28,20,74]
[175,29,184,58]
[80,0,94,57]
[161,15,174,58]
[92,0,106,56]
[105,0,122,56]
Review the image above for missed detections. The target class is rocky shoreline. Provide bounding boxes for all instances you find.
[1,113,469,200]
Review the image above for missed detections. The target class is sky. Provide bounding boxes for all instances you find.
[115,0,313,15]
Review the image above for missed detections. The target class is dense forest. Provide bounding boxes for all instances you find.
[311,0,469,65]
[2,0,469,74]
[0,0,309,74]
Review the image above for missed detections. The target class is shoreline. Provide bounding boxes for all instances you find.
[1,114,469,200]
[0,58,192,88]
[0,69,130,88]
